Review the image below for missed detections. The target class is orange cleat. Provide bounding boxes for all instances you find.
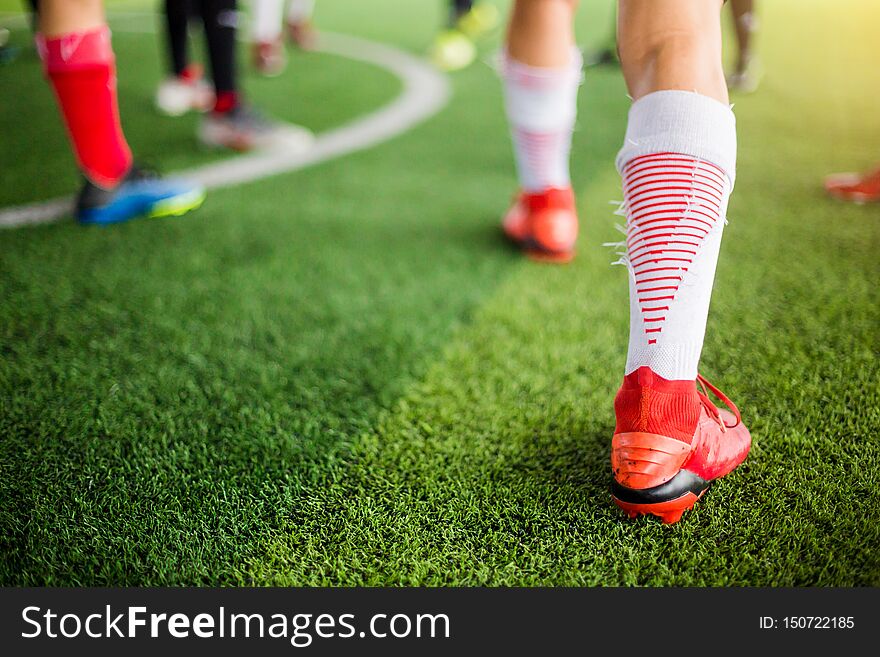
[824,167,880,203]
[502,187,578,263]
[610,367,751,524]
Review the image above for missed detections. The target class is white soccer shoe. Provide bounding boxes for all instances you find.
[155,68,215,117]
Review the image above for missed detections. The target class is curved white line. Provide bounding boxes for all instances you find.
[0,31,450,228]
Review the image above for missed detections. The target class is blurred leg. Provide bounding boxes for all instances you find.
[163,0,191,77]
[286,0,314,23]
[250,0,287,75]
[27,0,39,32]
[156,0,213,116]
[37,0,133,188]
[38,0,104,34]
[198,0,296,151]
[286,0,316,49]
[499,0,581,261]
[729,0,755,75]
[251,0,283,43]
[585,3,618,67]
[503,0,580,193]
[450,0,473,25]
[38,0,205,223]
[197,0,239,109]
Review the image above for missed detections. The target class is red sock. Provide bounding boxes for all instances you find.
[179,63,202,82]
[37,26,133,188]
[213,90,239,114]
[614,367,701,444]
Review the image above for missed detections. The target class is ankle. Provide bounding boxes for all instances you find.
[179,64,202,83]
[213,91,239,115]
[614,367,701,443]
[524,186,574,210]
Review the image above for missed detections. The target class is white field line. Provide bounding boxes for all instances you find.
[0,30,450,228]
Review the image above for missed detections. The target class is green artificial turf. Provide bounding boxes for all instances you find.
[1,0,878,586]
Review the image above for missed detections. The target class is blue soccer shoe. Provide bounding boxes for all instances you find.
[76,166,205,225]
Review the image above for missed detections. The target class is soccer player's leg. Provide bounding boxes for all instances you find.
[196,0,311,152]
[824,166,880,203]
[155,0,215,116]
[286,0,317,50]
[500,0,581,263]
[584,3,618,68]
[726,0,760,93]
[250,0,287,76]
[610,0,751,523]
[37,0,204,225]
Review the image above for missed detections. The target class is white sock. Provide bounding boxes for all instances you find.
[287,0,315,23]
[251,0,283,42]
[501,49,582,193]
[616,90,737,381]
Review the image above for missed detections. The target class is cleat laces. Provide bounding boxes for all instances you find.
[696,374,741,431]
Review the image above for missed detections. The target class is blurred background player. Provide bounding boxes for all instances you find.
[0,24,19,63]
[34,0,204,224]
[499,0,581,263]
[430,0,499,72]
[498,0,751,523]
[250,0,317,77]
[154,0,214,115]
[285,0,317,49]
[824,166,880,203]
[726,0,760,92]
[584,2,617,67]
[155,0,293,152]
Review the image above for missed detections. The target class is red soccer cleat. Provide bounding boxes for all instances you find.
[501,187,578,263]
[824,167,880,204]
[610,367,751,524]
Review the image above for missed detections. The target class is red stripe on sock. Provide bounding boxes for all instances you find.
[623,153,726,340]
[624,152,726,176]
[625,170,726,196]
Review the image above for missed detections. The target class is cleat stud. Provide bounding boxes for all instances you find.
[661,510,684,524]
